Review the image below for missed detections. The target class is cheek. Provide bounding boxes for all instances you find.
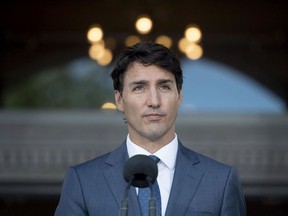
[123,100,139,112]
[123,105,140,124]
[122,99,144,119]
[165,94,181,106]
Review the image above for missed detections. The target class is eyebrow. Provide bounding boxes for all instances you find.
[157,79,174,85]
[128,79,174,87]
[129,80,149,87]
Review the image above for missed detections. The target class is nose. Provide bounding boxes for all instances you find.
[147,88,161,108]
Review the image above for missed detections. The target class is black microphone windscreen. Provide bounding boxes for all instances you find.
[123,154,158,188]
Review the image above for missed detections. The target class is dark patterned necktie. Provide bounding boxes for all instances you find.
[138,155,162,216]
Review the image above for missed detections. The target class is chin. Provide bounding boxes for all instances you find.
[144,129,168,141]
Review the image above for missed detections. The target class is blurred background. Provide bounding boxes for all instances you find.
[0,0,288,215]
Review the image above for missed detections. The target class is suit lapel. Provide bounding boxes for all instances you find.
[102,142,142,216]
[165,143,204,216]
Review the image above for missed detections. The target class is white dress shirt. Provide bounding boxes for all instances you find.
[126,134,178,216]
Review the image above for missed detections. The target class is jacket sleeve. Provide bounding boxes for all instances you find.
[54,167,88,216]
[220,167,247,216]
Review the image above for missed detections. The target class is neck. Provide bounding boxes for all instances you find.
[129,133,175,154]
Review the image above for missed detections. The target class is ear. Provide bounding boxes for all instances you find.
[177,90,183,107]
[114,90,124,112]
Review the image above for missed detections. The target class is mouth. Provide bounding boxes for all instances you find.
[143,113,165,121]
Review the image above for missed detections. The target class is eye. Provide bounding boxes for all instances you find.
[160,84,171,91]
[133,85,145,92]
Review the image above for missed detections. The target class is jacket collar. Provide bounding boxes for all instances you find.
[103,141,142,216]
[165,141,204,216]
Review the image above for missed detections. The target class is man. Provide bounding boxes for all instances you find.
[55,42,246,215]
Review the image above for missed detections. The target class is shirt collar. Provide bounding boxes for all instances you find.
[126,134,178,170]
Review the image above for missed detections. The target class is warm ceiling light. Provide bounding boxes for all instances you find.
[135,15,153,34]
[184,25,202,42]
[87,25,103,43]
[178,37,190,53]
[185,44,203,60]
[97,49,113,66]
[101,102,117,110]
[155,35,173,48]
[125,35,141,47]
[88,41,105,61]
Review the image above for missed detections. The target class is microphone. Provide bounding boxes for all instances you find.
[120,155,158,216]
[124,154,158,188]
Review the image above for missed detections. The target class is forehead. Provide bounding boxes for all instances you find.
[124,62,175,82]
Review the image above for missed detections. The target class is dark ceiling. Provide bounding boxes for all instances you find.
[1,0,288,109]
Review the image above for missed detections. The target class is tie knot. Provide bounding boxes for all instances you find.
[149,155,160,164]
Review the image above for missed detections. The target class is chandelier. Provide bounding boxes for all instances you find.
[87,15,203,66]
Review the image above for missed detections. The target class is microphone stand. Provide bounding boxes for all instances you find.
[147,176,157,216]
[119,177,134,216]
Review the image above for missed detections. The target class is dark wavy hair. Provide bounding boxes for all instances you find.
[110,42,183,94]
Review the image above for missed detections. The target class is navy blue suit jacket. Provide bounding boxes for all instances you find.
[55,141,246,215]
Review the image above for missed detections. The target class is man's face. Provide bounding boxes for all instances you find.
[114,62,182,144]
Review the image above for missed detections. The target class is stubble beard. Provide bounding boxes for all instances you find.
[128,119,176,143]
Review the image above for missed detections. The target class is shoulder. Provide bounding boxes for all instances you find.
[74,152,110,170]
[179,143,242,188]
[179,142,235,174]
[71,142,127,174]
